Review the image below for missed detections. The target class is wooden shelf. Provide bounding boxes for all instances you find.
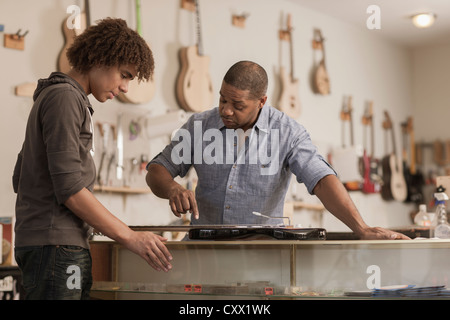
[291,201,325,211]
[93,185,152,194]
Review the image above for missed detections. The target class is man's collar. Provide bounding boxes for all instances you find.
[215,105,269,133]
[253,105,269,133]
[216,108,227,130]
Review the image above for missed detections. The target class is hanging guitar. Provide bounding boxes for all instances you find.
[118,0,156,104]
[312,29,330,95]
[175,0,214,112]
[278,13,301,119]
[402,117,424,203]
[331,96,362,191]
[380,111,407,201]
[58,0,90,73]
[361,101,381,193]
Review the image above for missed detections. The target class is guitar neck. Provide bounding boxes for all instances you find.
[288,14,294,79]
[85,0,91,28]
[390,124,397,155]
[195,0,204,55]
[408,117,416,174]
[340,96,354,146]
[289,33,294,79]
[383,111,397,156]
[315,29,326,64]
[362,102,375,157]
[348,97,354,146]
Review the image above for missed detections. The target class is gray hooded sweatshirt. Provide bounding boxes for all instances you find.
[13,72,95,249]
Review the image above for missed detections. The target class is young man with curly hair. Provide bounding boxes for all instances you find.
[13,18,172,300]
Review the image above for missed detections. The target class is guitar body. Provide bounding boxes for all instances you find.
[383,154,408,201]
[362,150,379,193]
[409,169,425,203]
[314,61,330,95]
[176,45,214,112]
[58,12,87,73]
[278,66,301,119]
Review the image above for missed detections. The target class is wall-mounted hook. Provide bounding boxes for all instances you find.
[278,13,292,41]
[4,29,29,50]
[232,13,249,28]
[180,0,195,12]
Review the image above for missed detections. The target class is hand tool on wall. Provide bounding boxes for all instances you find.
[116,113,124,181]
[96,122,111,186]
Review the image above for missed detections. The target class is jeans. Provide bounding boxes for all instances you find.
[15,245,92,300]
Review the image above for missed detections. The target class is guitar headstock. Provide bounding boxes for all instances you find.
[287,14,293,33]
[382,110,392,130]
[362,101,373,126]
[400,116,414,139]
[340,96,353,121]
[406,116,413,133]
[312,29,325,50]
[279,13,293,41]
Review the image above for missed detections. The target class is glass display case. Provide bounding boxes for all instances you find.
[90,227,450,300]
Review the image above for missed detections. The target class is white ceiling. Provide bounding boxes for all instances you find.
[290,0,450,48]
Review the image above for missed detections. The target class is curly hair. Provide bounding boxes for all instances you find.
[66,18,154,81]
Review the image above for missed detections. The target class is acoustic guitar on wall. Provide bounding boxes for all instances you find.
[381,110,407,202]
[176,0,214,113]
[118,0,155,104]
[58,0,90,73]
[312,29,330,95]
[278,14,301,119]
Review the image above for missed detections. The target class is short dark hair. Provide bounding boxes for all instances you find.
[66,18,154,81]
[223,61,268,100]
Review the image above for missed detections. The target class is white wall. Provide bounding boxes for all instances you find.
[412,43,450,142]
[1,0,422,231]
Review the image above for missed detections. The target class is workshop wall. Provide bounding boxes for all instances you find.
[1,0,421,231]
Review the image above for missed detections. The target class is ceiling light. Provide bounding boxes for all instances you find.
[411,13,436,28]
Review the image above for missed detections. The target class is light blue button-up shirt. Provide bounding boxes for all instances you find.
[149,105,336,225]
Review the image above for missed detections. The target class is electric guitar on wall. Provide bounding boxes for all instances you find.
[361,102,381,193]
[278,14,301,119]
[118,0,155,104]
[175,0,214,112]
[401,117,424,203]
[58,0,90,73]
[381,111,407,202]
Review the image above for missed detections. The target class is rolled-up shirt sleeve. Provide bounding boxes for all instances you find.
[41,89,87,204]
[148,115,196,178]
[287,126,336,195]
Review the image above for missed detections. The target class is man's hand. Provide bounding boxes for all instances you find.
[125,231,174,272]
[146,164,199,220]
[313,175,411,241]
[357,227,410,240]
[167,184,199,219]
